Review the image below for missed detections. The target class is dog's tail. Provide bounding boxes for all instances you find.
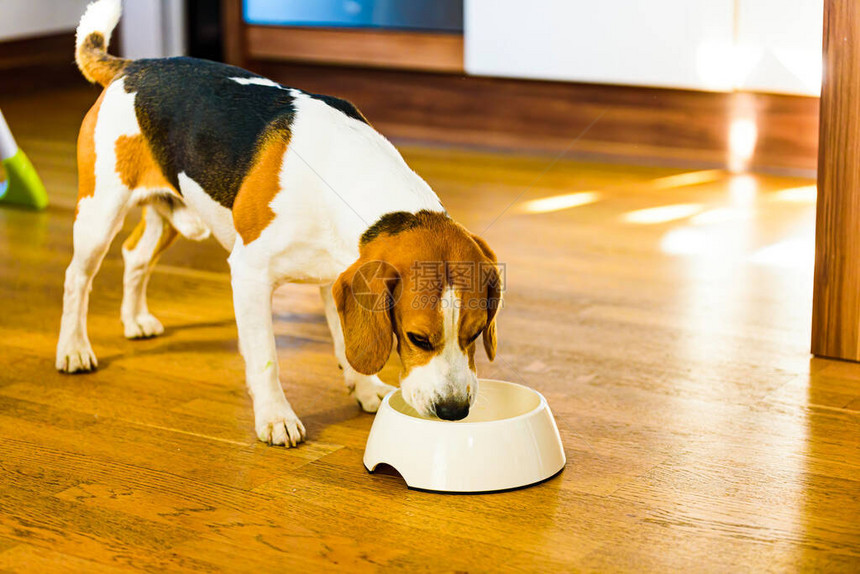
[76,0,129,87]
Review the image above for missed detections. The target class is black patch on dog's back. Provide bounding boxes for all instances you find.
[307,93,368,124]
[361,210,451,245]
[121,58,367,208]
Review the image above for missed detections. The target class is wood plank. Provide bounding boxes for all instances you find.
[221,0,245,68]
[246,26,464,73]
[812,0,860,361]
[0,545,127,574]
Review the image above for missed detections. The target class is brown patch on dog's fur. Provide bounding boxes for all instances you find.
[122,207,178,257]
[77,33,129,87]
[115,135,176,192]
[123,208,148,251]
[75,89,108,217]
[332,259,398,375]
[232,135,290,245]
[468,342,477,370]
[153,220,179,259]
[469,233,501,360]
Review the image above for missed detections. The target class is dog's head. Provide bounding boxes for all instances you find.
[333,211,501,420]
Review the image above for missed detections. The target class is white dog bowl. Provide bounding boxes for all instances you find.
[363,379,566,493]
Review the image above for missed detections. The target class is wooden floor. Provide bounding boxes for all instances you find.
[0,86,858,573]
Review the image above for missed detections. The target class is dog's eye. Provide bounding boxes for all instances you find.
[407,332,434,351]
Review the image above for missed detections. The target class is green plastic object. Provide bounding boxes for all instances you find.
[0,108,48,211]
[0,149,49,210]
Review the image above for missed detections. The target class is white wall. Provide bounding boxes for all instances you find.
[120,0,186,59]
[465,0,736,92]
[465,0,823,96]
[0,0,186,59]
[737,0,823,96]
[0,0,91,41]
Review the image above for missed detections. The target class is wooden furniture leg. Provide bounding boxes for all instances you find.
[812,0,860,360]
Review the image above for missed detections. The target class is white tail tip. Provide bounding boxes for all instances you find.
[76,0,122,52]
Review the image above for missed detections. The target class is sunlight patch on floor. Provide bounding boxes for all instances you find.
[520,191,602,214]
[645,170,726,190]
[748,236,815,268]
[623,204,706,224]
[772,185,817,204]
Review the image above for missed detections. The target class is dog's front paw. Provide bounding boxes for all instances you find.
[255,403,307,447]
[123,313,164,339]
[350,375,396,413]
[56,340,98,373]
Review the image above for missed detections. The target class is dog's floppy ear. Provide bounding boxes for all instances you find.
[471,233,502,361]
[332,259,398,375]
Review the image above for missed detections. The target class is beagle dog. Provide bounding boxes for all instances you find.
[57,0,501,447]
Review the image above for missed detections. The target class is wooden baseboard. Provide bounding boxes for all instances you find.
[0,32,73,71]
[252,62,819,174]
[245,26,464,73]
[0,32,88,95]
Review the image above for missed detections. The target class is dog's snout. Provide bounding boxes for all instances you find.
[435,400,470,421]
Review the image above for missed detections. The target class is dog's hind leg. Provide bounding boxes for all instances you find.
[121,198,209,339]
[121,205,177,339]
[57,81,136,373]
[57,179,132,373]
